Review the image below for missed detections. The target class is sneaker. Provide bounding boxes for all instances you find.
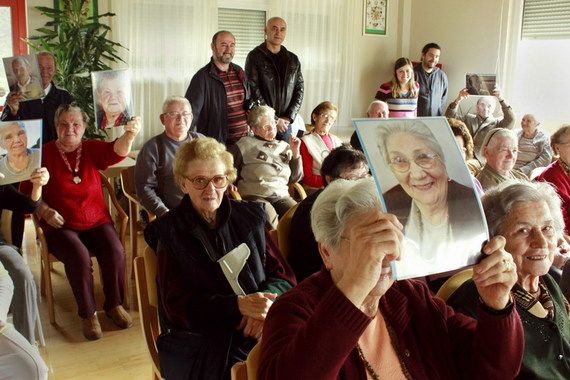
[106,305,133,329]
[82,313,102,340]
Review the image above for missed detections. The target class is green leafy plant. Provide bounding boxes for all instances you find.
[27,0,126,138]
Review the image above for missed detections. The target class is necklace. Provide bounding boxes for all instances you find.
[559,158,570,175]
[55,141,82,184]
[356,344,380,380]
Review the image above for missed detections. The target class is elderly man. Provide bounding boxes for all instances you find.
[476,128,528,191]
[2,52,72,143]
[446,88,516,162]
[414,43,448,116]
[135,96,202,217]
[350,100,389,151]
[246,17,304,142]
[185,30,250,147]
[7,57,43,100]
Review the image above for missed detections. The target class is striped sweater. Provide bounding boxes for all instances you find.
[375,81,419,118]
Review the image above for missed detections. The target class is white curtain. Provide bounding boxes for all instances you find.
[110,0,356,148]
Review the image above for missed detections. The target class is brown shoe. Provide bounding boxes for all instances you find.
[106,305,133,329]
[82,313,102,340]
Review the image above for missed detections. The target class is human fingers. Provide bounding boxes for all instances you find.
[261,292,278,300]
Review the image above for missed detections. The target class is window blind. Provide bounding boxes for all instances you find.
[522,0,570,39]
[218,8,266,67]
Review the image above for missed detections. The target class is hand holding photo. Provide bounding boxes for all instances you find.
[2,54,44,101]
[354,117,488,279]
[91,69,133,129]
[0,119,43,185]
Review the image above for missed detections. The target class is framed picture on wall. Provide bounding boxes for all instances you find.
[363,0,387,36]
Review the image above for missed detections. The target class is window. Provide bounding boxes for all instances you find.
[0,0,27,107]
[218,8,266,68]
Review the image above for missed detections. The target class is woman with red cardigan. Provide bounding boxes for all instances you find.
[37,104,140,340]
[300,101,343,192]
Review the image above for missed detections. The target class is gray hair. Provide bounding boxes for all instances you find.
[0,121,26,140]
[366,100,388,115]
[11,56,29,68]
[377,121,445,165]
[54,104,90,127]
[311,177,380,249]
[480,128,516,158]
[248,105,275,128]
[482,179,564,238]
[162,96,191,113]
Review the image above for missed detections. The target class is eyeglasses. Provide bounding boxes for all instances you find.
[389,152,440,173]
[163,111,192,119]
[257,120,276,131]
[185,175,228,190]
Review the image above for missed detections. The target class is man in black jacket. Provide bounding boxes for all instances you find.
[1,52,73,144]
[245,17,304,142]
[185,30,250,147]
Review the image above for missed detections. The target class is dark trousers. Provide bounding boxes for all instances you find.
[45,223,125,318]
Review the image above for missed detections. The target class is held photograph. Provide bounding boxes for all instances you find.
[91,68,133,131]
[0,119,42,185]
[2,54,44,101]
[354,117,488,279]
[465,73,496,96]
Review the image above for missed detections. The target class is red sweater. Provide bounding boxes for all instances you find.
[536,160,570,234]
[41,140,125,230]
[259,270,523,380]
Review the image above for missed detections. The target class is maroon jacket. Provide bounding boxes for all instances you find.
[259,270,523,379]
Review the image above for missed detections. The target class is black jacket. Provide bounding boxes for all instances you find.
[245,42,304,122]
[185,60,250,144]
[1,82,73,144]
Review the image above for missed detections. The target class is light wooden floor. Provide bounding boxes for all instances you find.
[22,218,152,379]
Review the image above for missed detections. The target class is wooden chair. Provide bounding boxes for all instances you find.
[120,166,155,272]
[134,247,162,380]
[275,203,299,261]
[230,340,262,380]
[435,268,474,301]
[288,182,307,202]
[34,172,130,324]
[0,209,13,245]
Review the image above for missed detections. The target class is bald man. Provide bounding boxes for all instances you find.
[245,17,304,142]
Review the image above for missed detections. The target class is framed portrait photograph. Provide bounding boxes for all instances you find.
[354,117,489,279]
[363,0,387,36]
[465,73,497,96]
[0,119,42,186]
[91,68,133,134]
[2,54,44,101]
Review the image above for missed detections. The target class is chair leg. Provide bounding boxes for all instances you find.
[43,257,55,325]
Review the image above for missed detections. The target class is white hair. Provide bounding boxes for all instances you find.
[480,128,517,158]
[311,177,380,249]
[162,96,191,113]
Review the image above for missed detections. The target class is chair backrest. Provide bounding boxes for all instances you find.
[0,209,13,245]
[276,203,299,261]
[134,246,161,376]
[246,341,261,380]
[100,171,129,246]
[435,268,474,301]
[120,166,139,204]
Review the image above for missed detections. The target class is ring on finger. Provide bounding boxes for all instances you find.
[502,258,514,273]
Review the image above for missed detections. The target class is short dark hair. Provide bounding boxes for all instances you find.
[211,30,234,45]
[320,144,368,184]
[421,42,441,54]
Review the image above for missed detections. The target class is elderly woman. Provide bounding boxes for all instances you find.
[375,57,419,118]
[300,101,343,191]
[0,169,48,344]
[449,180,570,379]
[379,121,487,278]
[537,125,570,234]
[144,137,295,380]
[258,177,523,379]
[229,105,302,229]
[95,70,131,129]
[514,114,552,176]
[36,104,140,340]
[0,121,41,185]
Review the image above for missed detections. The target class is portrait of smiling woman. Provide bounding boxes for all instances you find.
[372,120,488,279]
[0,121,41,185]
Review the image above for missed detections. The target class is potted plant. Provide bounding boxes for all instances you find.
[27,0,126,138]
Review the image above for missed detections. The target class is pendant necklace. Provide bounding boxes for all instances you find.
[55,141,82,184]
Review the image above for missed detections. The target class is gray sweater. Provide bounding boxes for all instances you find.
[134,131,202,216]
